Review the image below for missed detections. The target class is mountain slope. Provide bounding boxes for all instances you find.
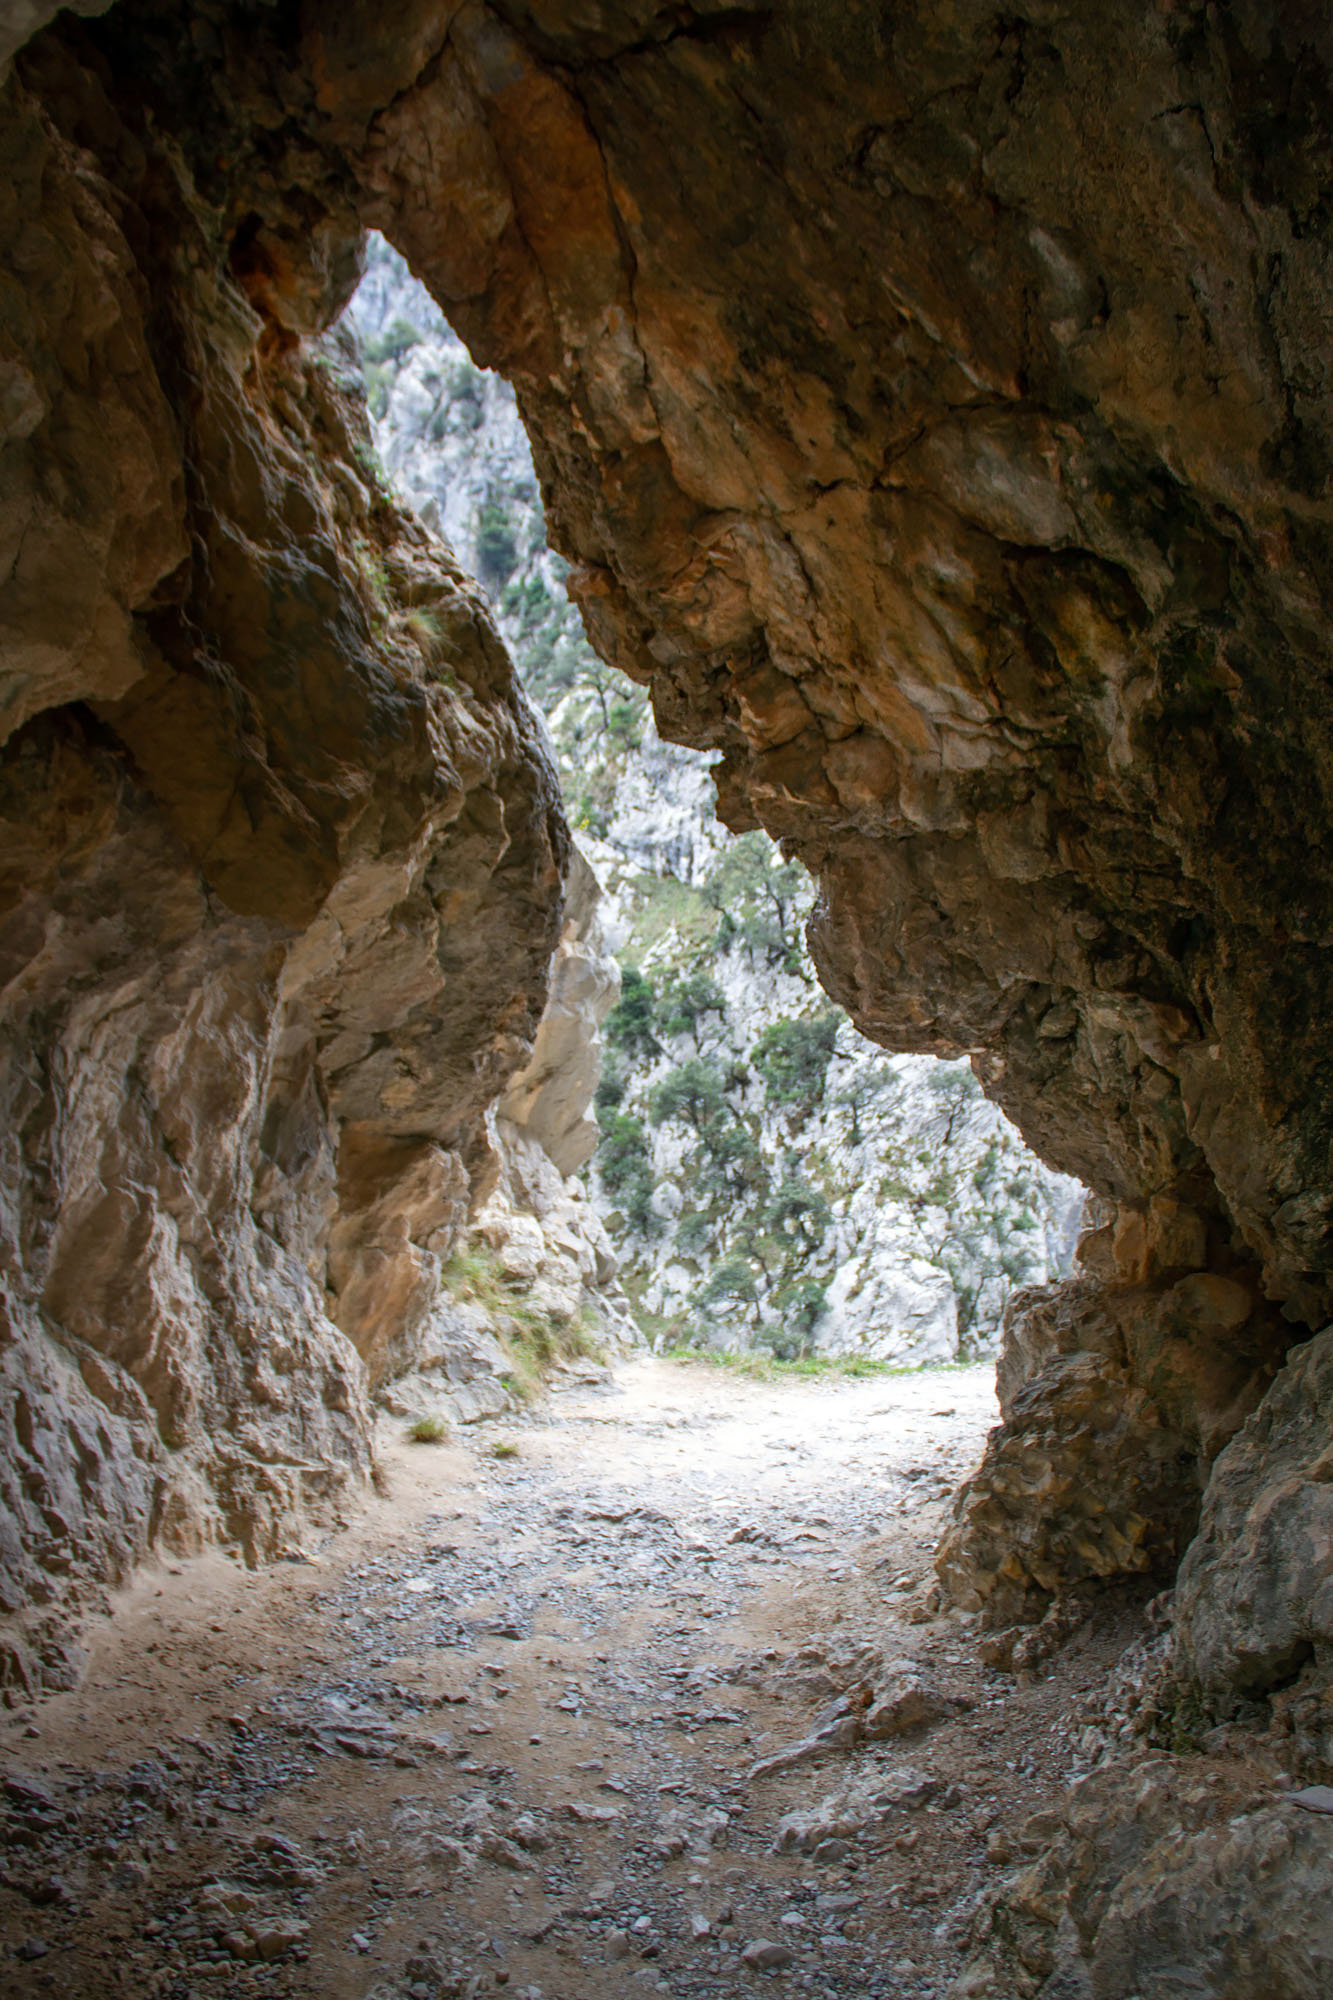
[349,237,1085,1364]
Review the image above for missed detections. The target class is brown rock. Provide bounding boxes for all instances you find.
[0,25,566,1679]
[959,1757,1333,2000]
[1,0,1332,1782]
[1174,1325,1333,1779]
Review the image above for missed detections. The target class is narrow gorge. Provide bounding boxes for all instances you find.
[1,4,1331,1997]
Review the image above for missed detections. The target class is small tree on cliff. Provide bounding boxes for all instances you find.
[699,1254,761,1323]
[659,970,727,1049]
[604,966,661,1061]
[596,1112,656,1235]
[752,1010,842,1117]
[649,1058,727,1135]
[704,832,808,972]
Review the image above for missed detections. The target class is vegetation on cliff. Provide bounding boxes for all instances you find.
[350,237,1084,1364]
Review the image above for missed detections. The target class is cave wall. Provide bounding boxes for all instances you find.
[342,0,1329,1658]
[2,0,1331,1746]
[0,30,568,1690]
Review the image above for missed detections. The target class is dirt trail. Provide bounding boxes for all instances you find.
[0,1358,1143,2000]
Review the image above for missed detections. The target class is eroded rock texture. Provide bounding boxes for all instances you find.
[4,0,1333,1830]
[958,1754,1333,1999]
[0,33,567,1688]
[205,0,1331,1624]
[1174,1324,1333,1778]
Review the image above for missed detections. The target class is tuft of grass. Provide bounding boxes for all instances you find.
[491,1440,520,1460]
[444,1241,605,1402]
[408,1414,448,1443]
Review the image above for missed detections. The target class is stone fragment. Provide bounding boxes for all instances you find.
[566,1802,620,1823]
[862,1674,956,1738]
[1289,1787,1333,1816]
[741,1939,795,1969]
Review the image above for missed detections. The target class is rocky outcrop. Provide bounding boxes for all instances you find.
[956,1754,1333,1999]
[3,0,1332,1869]
[938,1261,1292,1622]
[0,34,568,1688]
[497,850,615,1179]
[1173,1324,1333,1779]
[242,0,1330,1609]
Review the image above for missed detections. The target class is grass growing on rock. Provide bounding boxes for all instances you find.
[442,1243,604,1404]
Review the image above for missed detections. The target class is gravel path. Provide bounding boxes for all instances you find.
[0,1357,1143,1999]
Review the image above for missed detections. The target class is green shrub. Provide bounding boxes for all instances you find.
[364,362,391,418]
[448,359,485,429]
[408,1414,448,1443]
[699,1254,760,1315]
[650,1059,727,1134]
[674,1208,713,1253]
[594,1059,627,1113]
[607,697,643,749]
[476,497,518,583]
[772,1274,829,1339]
[363,316,420,365]
[757,1322,810,1363]
[694,1116,761,1195]
[704,832,809,970]
[752,1011,841,1115]
[765,1174,832,1246]
[596,1111,655,1234]
[604,967,661,1061]
[659,971,726,1048]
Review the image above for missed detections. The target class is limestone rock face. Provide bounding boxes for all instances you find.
[0,35,567,1687]
[4,0,1333,1753]
[1173,1325,1333,1778]
[498,849,618,1179]
[0,80,186,740]
[958,1755,1333,1999]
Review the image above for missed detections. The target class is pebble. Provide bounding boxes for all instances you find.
[1289,1785,1333,1814]
[743,1938,797,1969]
[0,1366,1030,2000]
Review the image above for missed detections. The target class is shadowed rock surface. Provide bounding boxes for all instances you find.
[1,23,569,1690]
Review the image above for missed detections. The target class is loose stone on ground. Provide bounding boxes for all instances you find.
[2,1355,1287,1999]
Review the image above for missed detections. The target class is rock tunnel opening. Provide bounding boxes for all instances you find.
[342,229,1090,1393]
[2,3,1332,1992]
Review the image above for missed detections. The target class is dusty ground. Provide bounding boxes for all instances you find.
[0,1358,1150,2000]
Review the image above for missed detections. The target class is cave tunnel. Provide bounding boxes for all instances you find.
[1,3,1332,1995]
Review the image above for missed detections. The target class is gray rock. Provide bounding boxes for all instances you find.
[862,1674,955,1739]
[961,1756,1333,1999]
[742,1939,796,1970]
[1174,1325,1333,1772]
